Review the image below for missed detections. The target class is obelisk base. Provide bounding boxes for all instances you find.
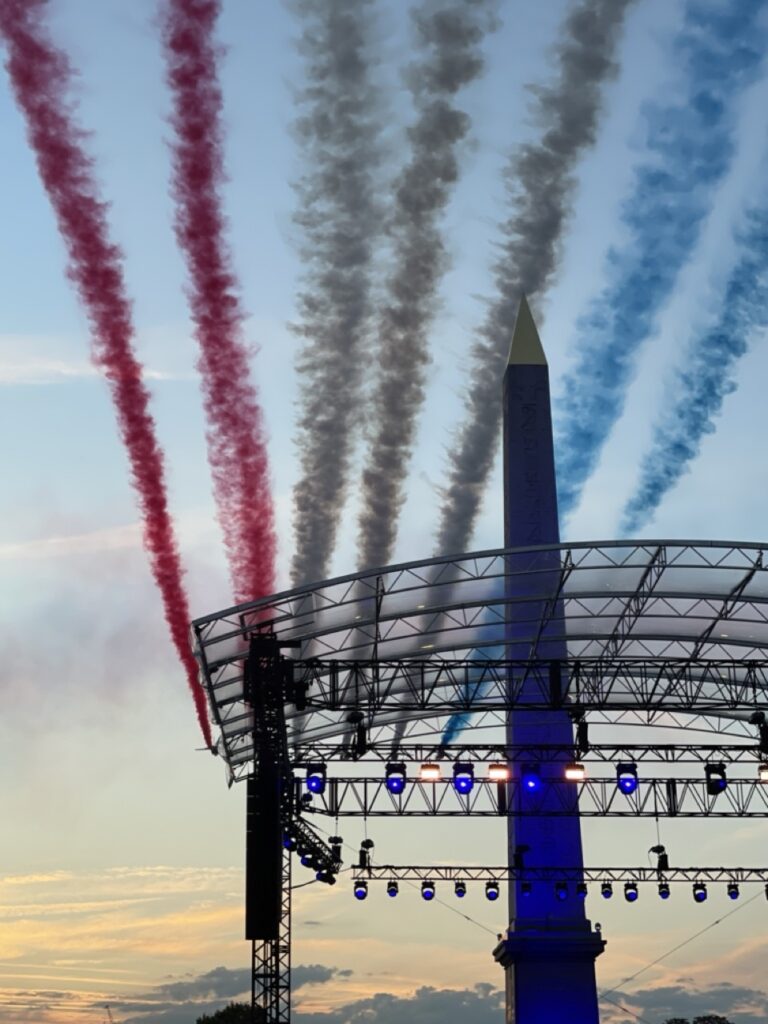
[493,920,606,1024]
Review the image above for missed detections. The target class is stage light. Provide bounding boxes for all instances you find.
[564,762,586,782]
[624,883,638,903]
[616,762,638,795]
[658,882,670,900]
[765,883,768,901]
[521,764,542,793]
[601,882,613,900]
[692,882,708,903]
[316,869,334,884]
[727,882,740,900]
[555,882,568,901]
[306,763,327,795]
[576,883,588,899]
[385,762,406,795]
[485,880,500,901]
[454,881,467,898]
[421,881,436,901]
[386,880,399,898]
[453,762,475,794]
[705,763,727,795]
[354,880,368,901]
[488,762,510,782]
[283,833,297,851]
[521,882,532,897]
[420,762,441,782]
[759,763,768,783]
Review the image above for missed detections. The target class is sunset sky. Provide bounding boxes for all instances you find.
[3,0,768,1022]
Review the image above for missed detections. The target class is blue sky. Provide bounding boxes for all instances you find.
[3,0,768,1022]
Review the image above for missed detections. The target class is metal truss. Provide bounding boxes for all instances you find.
[300,776,768,817]
[192,540,768,772]
[361,865,768,885]
[252,845,291,1023]
[292,741,766,765]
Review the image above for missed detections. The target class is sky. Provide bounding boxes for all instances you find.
[2,0,768,1022]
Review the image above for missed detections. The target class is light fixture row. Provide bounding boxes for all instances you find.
[353,880,768,902]
[303,759,765,796]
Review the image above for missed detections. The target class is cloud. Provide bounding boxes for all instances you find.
[294,982,504,1024]
[602,982,768,1024]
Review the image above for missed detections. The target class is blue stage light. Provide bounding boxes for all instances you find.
[453,762,475,794]
[555,882,568,901]
[616,762,638,795]
[421,881,436,901]
[658,882,671,900]
[454,881,467,898]
[705,763,727,796]
[576,883,588,899]
[283,834,297,851]
[300,853,315,868]
[385,762,406,795]
[601,882,613,900]
[521,882,533,897]
[306,764,327,795]
[521,764,541,793]
[353,880,368,901]
[693,882,708,903]
[727,882,740,900]
[485,880,500,901]
[387,880,399,898]
[624,883,638,903]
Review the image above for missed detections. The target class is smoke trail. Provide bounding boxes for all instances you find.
[621,207,768,533]
[555,0,768,520]
[435,0,635,556]
[356,0,498,572]
[290,0,382,587]
[161,0,276,603]
[0,0,211,745]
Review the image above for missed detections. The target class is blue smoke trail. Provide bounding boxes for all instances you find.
[621,206,768,533]
[556,0,768,518]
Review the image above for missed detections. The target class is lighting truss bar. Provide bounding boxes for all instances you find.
[299,777,768,817]
[363,866,768,885]
[291,742,762,765]
[284,658,768,712]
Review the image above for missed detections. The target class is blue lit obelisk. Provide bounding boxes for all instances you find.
[493,297,605,1023]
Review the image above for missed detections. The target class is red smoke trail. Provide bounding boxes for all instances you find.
[0,0,212,746]
[162,0,276,603]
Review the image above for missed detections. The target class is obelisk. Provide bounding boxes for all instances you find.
[493,296,605,1023]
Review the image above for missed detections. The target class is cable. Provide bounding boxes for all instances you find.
[599,887,763,1002]
[599,991,655,1024]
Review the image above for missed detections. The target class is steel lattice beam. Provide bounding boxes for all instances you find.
[299,776,768,817]
[359,865,768,885]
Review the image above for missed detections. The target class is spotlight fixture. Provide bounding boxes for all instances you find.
[624,883,639,903]
[576,882,588,899]
[521,882,533,897]
[705,762,727,796]
[521,764,542,793]
[316,869,336,885]
[759,763,768,783]
[305,763,327,795]
[727,882,740,901]
[300,853,315,868]
[385,762,407,795]
[658,882,670,900]
[353,879,368,901]
[564,762,586,782]
[420,762,441,782]
[386,880,399,898]
[555,882,568,901]
[485,880,500,902]
[692,882,708,903]
[283,833,297,851]
[601,882,613,900]
[488,762,510,782]
[616,762,638,795]
[421,881,436,901]
[453,762,475,795]
[454,881,467,898]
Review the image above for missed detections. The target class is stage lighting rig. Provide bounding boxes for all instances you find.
[521,764,541,792]
[705,763,727,795]
[601,882,613,899]
[624,883,638,903]
[485,880,500,901]
[305,764,327,795]
[692,882,708,903]
[453,762,475,794]
[454,881,467,898]
[616,762,638,795]
[386,880,399,898]
[421,881,436,901]
[565,762,586,782]
[385,762,407,795]
[658,882,670,900]
[353,880,368,901]
[555,882,568,901]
